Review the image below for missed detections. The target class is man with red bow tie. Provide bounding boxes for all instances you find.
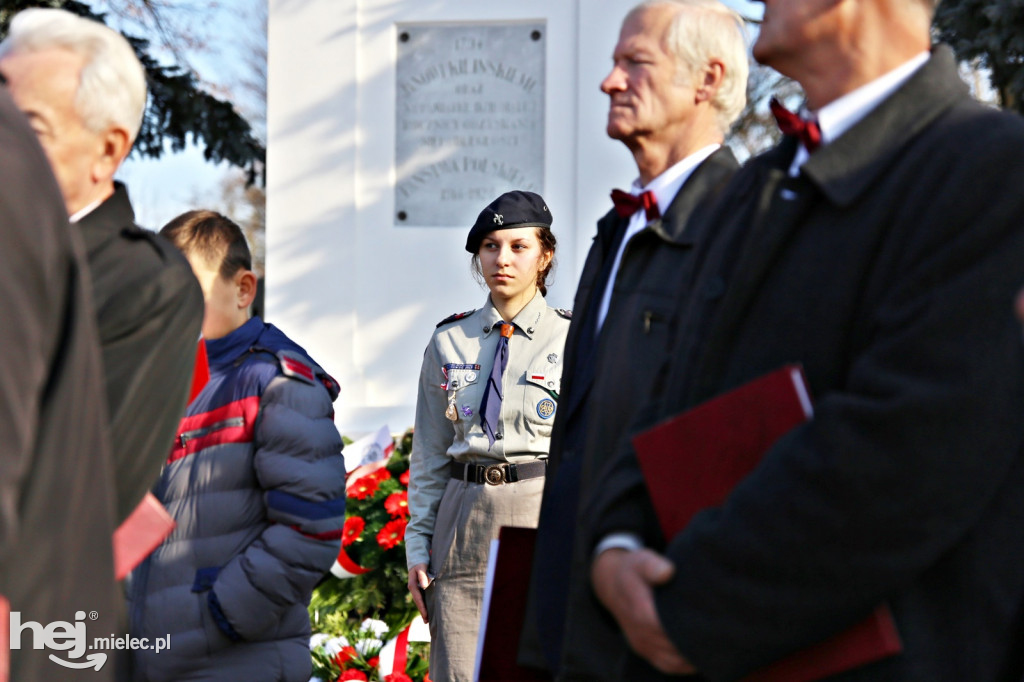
[520,2,749,679]
[588,0,1024,679]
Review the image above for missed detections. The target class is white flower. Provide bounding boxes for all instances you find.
[354,637,384,656]
[359,617,389,638]
[321,635,350,658]
[309,633,330,651]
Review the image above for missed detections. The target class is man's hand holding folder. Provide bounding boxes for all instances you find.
[593,366,901,681]
[592,547,696,676]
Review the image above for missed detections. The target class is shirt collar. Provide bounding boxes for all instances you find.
[480,290,547,339]
[815,52,930,144]
[631,143,721,213]
[69,196,105,224]
[789,52,930,175]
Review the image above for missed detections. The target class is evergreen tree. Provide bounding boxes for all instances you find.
[934,0,1024,113]
[0,0,265,182]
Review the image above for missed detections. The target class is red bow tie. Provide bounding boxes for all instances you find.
[770,98,822,153]
[610,189,660,221]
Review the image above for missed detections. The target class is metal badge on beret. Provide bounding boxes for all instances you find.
[465,189,553,253]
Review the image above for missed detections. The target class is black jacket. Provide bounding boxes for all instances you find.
[522,148,738,680]
[589,47,1024,682]
[77,185,203,523]
[0,86,119,682]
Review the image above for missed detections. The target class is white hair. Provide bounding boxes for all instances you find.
[0,8,147,142]
[629,0,750,134]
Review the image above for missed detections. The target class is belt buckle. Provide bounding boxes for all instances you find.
[484,464,505,485]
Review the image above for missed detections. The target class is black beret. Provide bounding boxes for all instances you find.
[465,190,553,253]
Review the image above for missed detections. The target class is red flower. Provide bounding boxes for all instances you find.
[334,646,358,668]
[348,475,380,500]
[384,491,409,518]
[399,470,410,486]
[385,673,412,682]
[371,468,393,483]
[367,656,380,668]
[376,517,408,550]
[423,672,432,682]
[337,671,367,682]
[342,517,365,546]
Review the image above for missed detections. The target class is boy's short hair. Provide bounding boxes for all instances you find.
[161,210,252,279]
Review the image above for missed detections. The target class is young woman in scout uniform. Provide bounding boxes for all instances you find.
[405,190,570,681]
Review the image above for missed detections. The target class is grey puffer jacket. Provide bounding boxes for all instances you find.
[127,318,346,682]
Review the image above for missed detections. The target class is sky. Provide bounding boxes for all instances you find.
[115,0,764,230]
[723,0,763,21]
[110,0,263,229]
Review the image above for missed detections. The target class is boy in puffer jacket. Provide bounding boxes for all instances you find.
[127,210,346,682]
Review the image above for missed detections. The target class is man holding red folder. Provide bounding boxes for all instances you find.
[588,0,1024,680]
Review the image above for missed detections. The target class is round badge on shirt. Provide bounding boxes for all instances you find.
[536,398,556,419]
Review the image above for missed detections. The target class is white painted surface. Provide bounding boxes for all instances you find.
[266,0,757,435]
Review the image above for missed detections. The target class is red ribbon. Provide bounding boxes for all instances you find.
[335,546,372,576]
[393,623,411,673]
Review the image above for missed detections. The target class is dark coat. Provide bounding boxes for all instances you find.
[589,47,1024,682]
[521,148,738,680]
[77,186,203,523]
[0,87,119,681]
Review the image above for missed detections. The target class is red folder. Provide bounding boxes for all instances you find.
[1,594,8,682]
[476,527,551,682]
[112,492,176,580]
[632,365,901,682]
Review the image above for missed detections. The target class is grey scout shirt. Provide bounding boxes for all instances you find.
[406,291,570,567]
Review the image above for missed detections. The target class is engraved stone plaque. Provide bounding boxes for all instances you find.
[395,22,545,226]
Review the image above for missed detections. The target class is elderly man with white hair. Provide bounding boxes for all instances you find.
[0,9,202,526]
[520,2,749,679]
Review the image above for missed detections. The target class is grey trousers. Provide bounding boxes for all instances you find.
[426,474,544,682]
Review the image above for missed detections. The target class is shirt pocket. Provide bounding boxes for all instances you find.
[640,302,676,354]
[523,364,561,428]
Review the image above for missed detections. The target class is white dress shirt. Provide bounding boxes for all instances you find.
[68,197,104,224]
[788,51,930,176]
[596,143,721,331]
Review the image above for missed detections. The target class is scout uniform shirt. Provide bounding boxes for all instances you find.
[406,291,570,568]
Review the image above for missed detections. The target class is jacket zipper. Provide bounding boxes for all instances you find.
[178,417,245,447]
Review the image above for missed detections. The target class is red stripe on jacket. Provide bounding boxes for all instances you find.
[288,524,345,541]
[167,396,261,464]
[282,357,314,381]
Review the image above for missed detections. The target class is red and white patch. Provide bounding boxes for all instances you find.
[281,356,314,381]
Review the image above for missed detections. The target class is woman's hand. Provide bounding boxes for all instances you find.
[408,562,431,623]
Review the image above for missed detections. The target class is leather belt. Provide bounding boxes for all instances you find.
[450,460,547,486]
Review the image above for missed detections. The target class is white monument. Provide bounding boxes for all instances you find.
[266,0,748,434]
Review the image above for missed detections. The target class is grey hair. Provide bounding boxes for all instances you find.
[628,0,750,134]
[0,8,147,142]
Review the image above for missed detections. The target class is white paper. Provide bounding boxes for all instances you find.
[344,424,394,470]
[473,538,501,682]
